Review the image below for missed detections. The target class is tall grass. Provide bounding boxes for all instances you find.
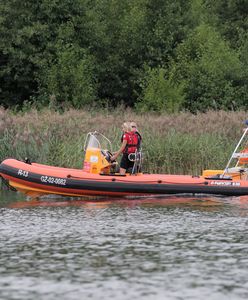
[0,107,246,174]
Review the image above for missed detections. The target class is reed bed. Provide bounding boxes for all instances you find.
[0,107,247,174]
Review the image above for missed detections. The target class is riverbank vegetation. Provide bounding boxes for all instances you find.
[1,0,248,112]
[0,108,246,174]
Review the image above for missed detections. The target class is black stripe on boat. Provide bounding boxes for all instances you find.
[1,163,248,196]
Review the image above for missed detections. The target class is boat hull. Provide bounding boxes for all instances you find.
[1,159,248,197]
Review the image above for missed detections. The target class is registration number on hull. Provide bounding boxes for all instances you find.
[17,169,67,186]
[18,169,29,177]
[40,176,67,186]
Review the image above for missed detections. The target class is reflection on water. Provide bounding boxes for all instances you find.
[6,195,223,210]
[0,191,248,300]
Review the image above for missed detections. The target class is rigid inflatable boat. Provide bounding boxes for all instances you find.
[1,129,248,198]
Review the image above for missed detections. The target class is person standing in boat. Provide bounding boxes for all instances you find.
[111,122,139,174]
[130,121,142,151]
[120,122,142,149]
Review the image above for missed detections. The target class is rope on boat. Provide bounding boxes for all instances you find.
[66,174,207,185]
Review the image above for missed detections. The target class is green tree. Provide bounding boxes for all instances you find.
[41,46,97,107]
[1,0,247,111]
[0,1,42,106]
[170,24,245,111]
[0,0,92,107]
[136,67,185,112]
[204,0,248,48]
[84,0,190,106]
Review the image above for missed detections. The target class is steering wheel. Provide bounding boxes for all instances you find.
[101,150,114,163]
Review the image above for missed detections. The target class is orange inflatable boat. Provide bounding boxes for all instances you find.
[1,130,248,198]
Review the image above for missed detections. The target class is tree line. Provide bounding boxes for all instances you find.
[0,0,248,112]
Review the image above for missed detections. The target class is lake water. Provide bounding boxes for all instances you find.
[1,190,248,300]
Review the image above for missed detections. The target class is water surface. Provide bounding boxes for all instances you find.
[1,191,248,300]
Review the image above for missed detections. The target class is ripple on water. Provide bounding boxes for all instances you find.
[0,192,248,300]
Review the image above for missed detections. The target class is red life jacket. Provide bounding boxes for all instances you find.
[122,132,139,154]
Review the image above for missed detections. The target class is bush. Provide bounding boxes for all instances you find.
[169,24,246,112]
[40,46,97,108]
[136,67,185,113]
